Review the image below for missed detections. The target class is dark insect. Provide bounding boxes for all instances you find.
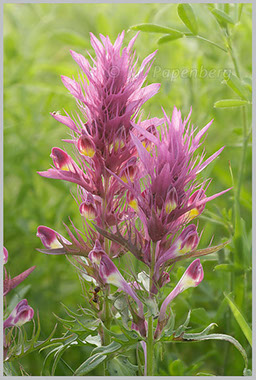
[90,286,101,303]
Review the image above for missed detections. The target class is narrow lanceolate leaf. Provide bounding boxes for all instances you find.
[74,353,107,375]
[166,241,230,266]
[211,9,235,25]
[130,23,184,35]
[224,293,252,347]
[180,332,248,370]
[92,341,121,355]
[158,33,184,45]
[177,4,198,35]
[214,99,249,108]
[223,72,251,101]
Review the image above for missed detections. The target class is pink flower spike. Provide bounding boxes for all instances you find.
[159,259,203,322]
[4,299,34,329]
[3,247,8,265]
[37,226,71,249]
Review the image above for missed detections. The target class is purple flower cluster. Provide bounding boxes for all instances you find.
[36,32,228,342]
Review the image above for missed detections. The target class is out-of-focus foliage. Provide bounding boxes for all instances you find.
[4,3,251,376]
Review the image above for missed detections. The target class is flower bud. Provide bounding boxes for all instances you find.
[3,247,8,265]
[177,225,199,254]
[110,126,126,153]
[88,240,105,265]
[178,258,204,291]
[127,191,139,211]
[77,135,96,158]
[186,189,206,221]
[79,192,97,220]
[120,157,138,184]
[164,187,178,214]
[142,124,157,152]
[4,299,34,329]
[50,147,75,172]
[37,226,71,249]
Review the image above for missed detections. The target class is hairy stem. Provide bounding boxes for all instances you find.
[147,241,156,376]
[102,173,111,375]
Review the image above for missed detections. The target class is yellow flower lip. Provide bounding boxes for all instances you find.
[77,135,96,158]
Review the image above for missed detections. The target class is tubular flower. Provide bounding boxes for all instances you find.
[37,226,71,250]
[159,259,203,321]
[155,259,204,338]
[77,133,96,158]
[79,192,98,220]
[88,239,106,265]
[4,299,34,329]
[98,253,143,316]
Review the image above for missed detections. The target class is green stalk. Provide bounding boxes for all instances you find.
[147,242,156,376]
[102,174,111,375]
[184,33,228,52]
[222,26,250,373]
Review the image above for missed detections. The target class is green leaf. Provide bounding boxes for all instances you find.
[163,309,176,338]
[211,9,235,25]
[181,323,217,339]
[92,341,121,355]
[181,331,248,370]
[74,353,107,375]
[224,293,252,347]
[177,4,198,35]
[158,33,184,45]
[3,362,18,376]
[130,23,184,35]
[214,99,249,108]
[196,372,215,376]
[223,72,251,101]
[108,355,138,376]
[174,310,191,337]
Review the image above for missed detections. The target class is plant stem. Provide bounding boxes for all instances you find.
[102,173,111,375]
[147,315,154,376]
[147,241,156,376]
[185,33,228,52]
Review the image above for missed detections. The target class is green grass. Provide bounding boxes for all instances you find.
[4,3,251,376]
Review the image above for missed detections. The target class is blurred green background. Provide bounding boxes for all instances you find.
[4,3,251,376]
